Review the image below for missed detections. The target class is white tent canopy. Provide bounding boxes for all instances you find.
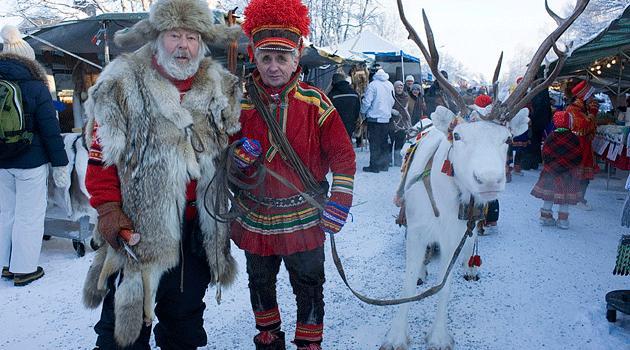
[325,30,420,63]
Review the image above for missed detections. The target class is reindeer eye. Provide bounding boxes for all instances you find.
[505,137,512,144]
[453,132,461,141]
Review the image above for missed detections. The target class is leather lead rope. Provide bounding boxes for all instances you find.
[329,197,476,306]
[245,79,322,194]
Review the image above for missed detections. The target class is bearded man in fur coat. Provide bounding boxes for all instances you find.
[81,0,241,348]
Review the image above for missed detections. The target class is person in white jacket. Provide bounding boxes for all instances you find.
[360,69,395,172]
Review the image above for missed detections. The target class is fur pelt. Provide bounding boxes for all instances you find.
[82,43,240,347]
[114,0,242,48]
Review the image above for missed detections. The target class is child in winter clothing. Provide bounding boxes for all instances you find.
[531,111,582,229]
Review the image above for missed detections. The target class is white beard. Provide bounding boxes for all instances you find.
[155,40,204,80]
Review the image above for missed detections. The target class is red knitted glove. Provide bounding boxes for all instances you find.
[233,137,262,169]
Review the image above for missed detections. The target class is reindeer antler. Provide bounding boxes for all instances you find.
[488,0,589,121]
[396,0,469,117]
[488,51,503,120]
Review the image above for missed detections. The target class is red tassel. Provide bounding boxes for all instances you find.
[441,159,454,176]
[468,255,482,267]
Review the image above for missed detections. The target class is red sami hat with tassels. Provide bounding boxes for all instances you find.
[242,0,310,59]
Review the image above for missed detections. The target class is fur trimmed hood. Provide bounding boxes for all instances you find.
[114,0,241,48]
[0,52,49,85]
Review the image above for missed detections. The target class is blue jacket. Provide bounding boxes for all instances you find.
[0,53,68,169]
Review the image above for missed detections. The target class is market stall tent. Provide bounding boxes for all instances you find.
[551,4,630,93]
[325,30,422,81]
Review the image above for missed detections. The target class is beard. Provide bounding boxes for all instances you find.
[155,39,204,80]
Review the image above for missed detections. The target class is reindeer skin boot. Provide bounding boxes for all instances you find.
[539,208,556,226]
[254,330,286,350]
[557,212,569,229]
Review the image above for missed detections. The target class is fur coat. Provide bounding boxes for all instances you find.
[82,44,241,346]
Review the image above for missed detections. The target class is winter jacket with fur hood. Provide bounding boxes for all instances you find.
[82,44,241,346]
[0,53,68,169]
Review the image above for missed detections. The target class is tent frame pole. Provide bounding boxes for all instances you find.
[25,34,103,70]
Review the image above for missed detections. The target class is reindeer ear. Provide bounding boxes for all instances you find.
[509,108,530,136]
[431,106,456,134]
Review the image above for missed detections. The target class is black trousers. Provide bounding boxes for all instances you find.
[246,246,325,346]
[367,121,390,169]
[94,218,212,350]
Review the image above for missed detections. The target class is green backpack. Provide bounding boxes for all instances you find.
[0,79,32,159]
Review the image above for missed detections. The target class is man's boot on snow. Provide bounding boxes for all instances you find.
[254,330,286,350]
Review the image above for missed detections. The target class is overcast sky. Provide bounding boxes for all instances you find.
[391,0,576,77]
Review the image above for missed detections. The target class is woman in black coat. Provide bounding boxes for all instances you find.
[0,25,68,286]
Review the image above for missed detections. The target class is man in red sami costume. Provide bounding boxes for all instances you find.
[566,80,599,210]
[231,1,356,349]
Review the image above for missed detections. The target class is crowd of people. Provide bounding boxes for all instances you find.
[0,0,611,348]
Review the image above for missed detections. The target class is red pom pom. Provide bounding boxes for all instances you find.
[243,0,310,38]
[474,95,492,108]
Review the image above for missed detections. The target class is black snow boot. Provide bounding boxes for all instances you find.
[254,330,286,350]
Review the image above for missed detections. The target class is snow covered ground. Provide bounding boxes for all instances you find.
[1,149,629,350]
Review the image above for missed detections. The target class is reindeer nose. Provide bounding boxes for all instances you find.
[473,170,503,185]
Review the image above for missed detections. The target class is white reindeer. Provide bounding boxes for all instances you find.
[381,1,589,349]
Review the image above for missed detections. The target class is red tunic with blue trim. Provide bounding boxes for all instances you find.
[231,69,356,256]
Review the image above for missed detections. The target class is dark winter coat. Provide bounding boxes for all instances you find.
[408,94,424,125]
[0,53,67,169]
[328,80,360,137]
[424,82,457,116]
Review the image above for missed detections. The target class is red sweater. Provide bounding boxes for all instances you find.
[86,60,198,219]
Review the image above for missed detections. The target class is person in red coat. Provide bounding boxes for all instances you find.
[566,80,598,210]
[233,1,356,349]
[531,111,582,229]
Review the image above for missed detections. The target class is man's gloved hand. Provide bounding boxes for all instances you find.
[52,166,70,188]
[95,202,133,250]
[320,200,350,234]
[233,137,262,169]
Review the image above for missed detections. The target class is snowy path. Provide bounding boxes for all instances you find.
[1,149,629,349]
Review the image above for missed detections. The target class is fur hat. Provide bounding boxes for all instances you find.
[474,94,493,108]
[405,75,414,83]
[114,0,241,48]
[242,0,310,52]
[1,25,35,60]
[571,80,595,100]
